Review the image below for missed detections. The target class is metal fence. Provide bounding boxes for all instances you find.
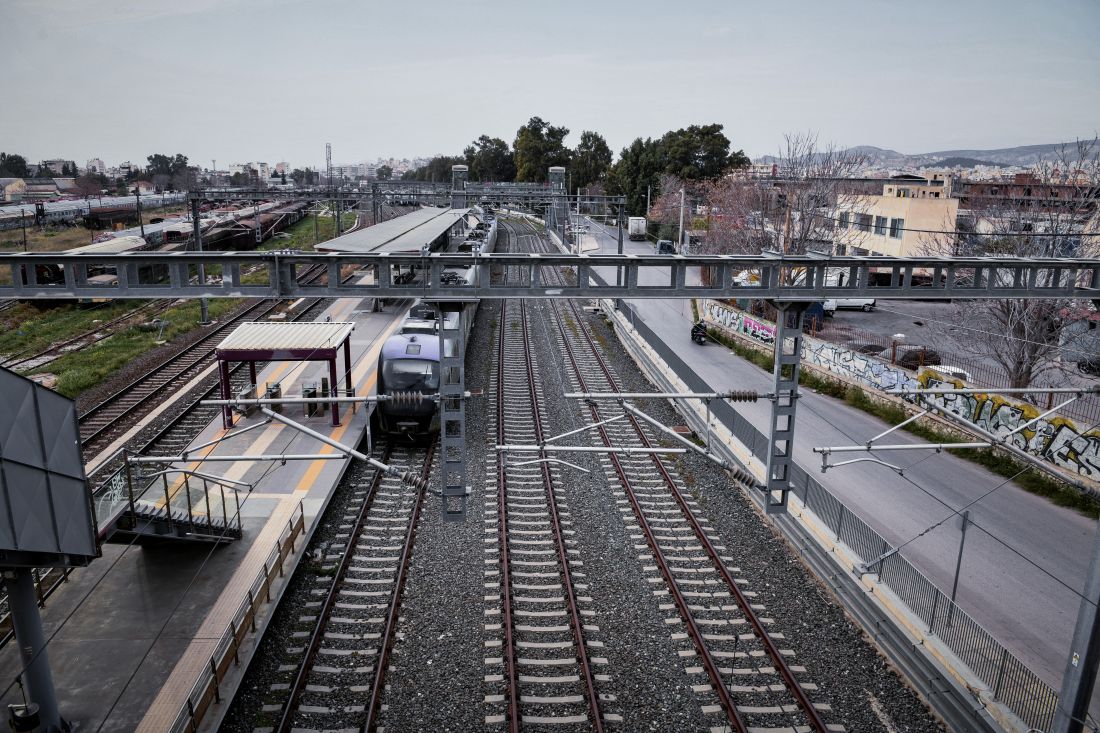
[616,299,1060,732]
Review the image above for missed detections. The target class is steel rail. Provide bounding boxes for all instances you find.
[273,441,397,733]
[78,263,329,453]
[495,299,521,733]
[515,297,604,731]
[552,303,749,733]
[564,297,830,733]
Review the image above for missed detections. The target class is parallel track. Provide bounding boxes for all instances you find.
[490,297,606,731]
[552,298,835,733]
[273,442,434,733]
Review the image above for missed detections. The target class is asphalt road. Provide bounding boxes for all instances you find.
[578,216,1096,702]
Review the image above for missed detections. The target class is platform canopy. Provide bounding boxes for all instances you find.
[317,206,470,255]
[215,321,355,428]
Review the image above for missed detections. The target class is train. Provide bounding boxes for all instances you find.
[375,207,497,438]
[0,193,188,231]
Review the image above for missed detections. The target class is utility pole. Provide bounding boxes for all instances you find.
[134,187,145,239]
[616,201,624,287]
[191,198,209,324]
[1053,522,1100,733]
[646,185,651,216]
[20,208,27,251]
[678,188,685,252]
[211,159,216,186]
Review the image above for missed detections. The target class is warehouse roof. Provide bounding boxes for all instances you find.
[216,321,354,359]
[317,206,469,254]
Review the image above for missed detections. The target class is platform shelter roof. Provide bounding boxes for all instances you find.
[216,320,354,360]
[317,206,469,254]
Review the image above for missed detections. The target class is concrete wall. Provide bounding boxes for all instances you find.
[703,299,1100,482]
[836,192,957,257]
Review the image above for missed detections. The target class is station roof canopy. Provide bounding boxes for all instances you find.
[317,206,470,255]
[216,320,354,360]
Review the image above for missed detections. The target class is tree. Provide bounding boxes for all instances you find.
[0,152,31,178]
[376,165,393,181]
[464,135,515,182]
[660,124,747,181]
[73,174,106,197]
[923,139,1100,391]
[607,137,663,215]
[146,153,190,178]
[290,168,317,185]
[402,155,465,182]
[571,131,612,191]
[280,171,287,185]
[513,117,571,182]
[230,171,249,186]
[701,132,866,256]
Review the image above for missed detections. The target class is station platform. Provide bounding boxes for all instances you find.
[0,296,408,732]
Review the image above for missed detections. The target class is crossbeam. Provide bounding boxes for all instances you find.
[2,252,1095,301]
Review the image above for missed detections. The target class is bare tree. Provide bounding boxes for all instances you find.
[700,132,868,257]
[923,138,1100,390]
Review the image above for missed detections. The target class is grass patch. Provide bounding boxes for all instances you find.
[33,298,242,398]
[704,325,1100,518]
[258,211,357,253]
[0,301,152,357]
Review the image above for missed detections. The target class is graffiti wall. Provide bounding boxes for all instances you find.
[703,299,1100,481]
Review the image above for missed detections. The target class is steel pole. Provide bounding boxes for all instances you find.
[617,204,624,287]
[1054,521,1100,733]
[192,199,209,324]
[949,511,969,607]
[4,569,63,732]
[678,188,685,251]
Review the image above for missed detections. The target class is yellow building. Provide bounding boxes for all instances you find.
[835,174,958,257]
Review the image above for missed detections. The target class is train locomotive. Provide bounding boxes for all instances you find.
[375,207,496,439]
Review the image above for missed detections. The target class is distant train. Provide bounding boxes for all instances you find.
[376,208,497,438]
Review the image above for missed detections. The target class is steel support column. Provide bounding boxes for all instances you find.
[451,165,469,209]
[343,338,353,398]
[1053,520,1100,733]
[219,358,233,429]
[328,357,340,427]
[437,302,468,520]
[190,199,209,324]
[3,569,63,732]
[764,302,807,513]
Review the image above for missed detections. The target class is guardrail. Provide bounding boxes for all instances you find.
[168,500,306,733]
[614,299,1059,732]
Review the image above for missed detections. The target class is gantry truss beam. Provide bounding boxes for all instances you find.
[186,187,624,207]
[1,252,1096,301]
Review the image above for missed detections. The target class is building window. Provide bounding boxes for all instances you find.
[889,218,904,238]
[874,216,888,235]
[838,212,849,229]
[857,214,872,232]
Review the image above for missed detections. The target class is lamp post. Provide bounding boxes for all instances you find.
[132,187,145,239]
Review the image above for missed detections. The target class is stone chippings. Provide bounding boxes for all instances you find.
[372,298,495,732]
[578,305,946,733]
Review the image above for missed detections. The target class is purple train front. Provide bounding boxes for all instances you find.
[376,330,441,438]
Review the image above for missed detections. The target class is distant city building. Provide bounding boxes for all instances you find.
[39,159,76,175]
[86,158,106,175]
[275,162,289,175]
[835,173,958,257]
[733,162,778,180]
[118,161,134,177]
[0,178,27,203]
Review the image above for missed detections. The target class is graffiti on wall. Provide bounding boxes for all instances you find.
[703,299,1100,481]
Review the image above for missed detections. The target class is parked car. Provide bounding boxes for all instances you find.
[823,297,876,315]
[1078,357,1100,376]
[931,364,971,382]
[897,348,941,370]
[656,239,676,254]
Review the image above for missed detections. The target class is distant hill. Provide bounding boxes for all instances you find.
[756,141,1091,168]
[933,156,1005,168]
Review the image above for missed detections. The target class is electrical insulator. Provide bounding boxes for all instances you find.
[388,391,425,407]
[727,466,758,487]
[725,390,758,403]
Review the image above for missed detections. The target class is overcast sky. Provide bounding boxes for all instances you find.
[3,0,1098,170]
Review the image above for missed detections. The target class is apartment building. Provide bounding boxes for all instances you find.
[835,174,958,256]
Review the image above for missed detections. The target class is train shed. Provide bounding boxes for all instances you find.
[215,320,355,428]
[317,206,470,254]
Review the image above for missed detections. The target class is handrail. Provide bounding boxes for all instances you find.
[168,500,305,733]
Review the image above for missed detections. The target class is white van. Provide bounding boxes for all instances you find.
[823,298,876,315]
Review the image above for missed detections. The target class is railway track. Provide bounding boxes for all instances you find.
[1,299,174,371]
[487,297,609,731]
[273,442,434,732]
[504,215,836,731]
[77,264,329,459]
[550,296,837,733]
